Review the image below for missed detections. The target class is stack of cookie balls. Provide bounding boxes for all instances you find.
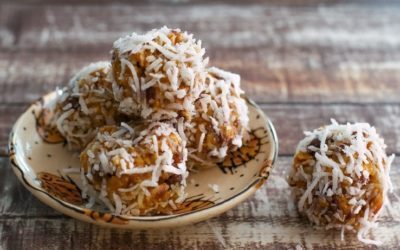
[288,120,394,245]
[50,27,249,216]
[50,25,392,244]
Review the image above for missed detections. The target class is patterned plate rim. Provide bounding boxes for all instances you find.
[8,91,278,228]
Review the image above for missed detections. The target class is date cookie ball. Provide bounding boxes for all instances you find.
[53,62,121,150]
[111,26,208,121]
[183,67,249,168]
[80,122,188,216]
[288,120,394,244]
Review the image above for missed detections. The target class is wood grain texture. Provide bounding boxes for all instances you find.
[2,103,400,157]
[0,105,28,156]
[1,156,400,249]
[1,4,400,104]
[0,158,60,218]
[2,0,397,6]
[2,1,400,248]
[265,103,400,156]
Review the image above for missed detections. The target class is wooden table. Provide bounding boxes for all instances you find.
[1,0,400,249]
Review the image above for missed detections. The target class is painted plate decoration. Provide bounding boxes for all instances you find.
[9,91,278,229]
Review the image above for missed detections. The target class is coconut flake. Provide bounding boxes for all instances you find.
[208,184,220,193]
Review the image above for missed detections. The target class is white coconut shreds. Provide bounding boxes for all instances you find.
[50,28,252,216]
[184,67,249,165]
[53,62,119,150]
[208,184,220,193]
[112,26,209,121]
[288,120,394,245]
[80,122,188,215]
[68,61,110,88]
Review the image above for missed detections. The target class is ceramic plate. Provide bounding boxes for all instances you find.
[9,91,278,229]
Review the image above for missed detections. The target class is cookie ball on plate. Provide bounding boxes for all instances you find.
[53,62,121,150]
[288,120,394,244]
[183,67,249,168]
[111,26,208,121]
[80,122,188,216]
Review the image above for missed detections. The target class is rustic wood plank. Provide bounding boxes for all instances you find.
[0,105,28,156]
[1,156,399,249]
[2,0,397,6]
[1,4,400,104]
[0,158,61,217]
[2,1,400,248]
[2,103,400,157]
[0,51,108,105]
[265,103,400,156]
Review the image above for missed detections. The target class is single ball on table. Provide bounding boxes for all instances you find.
[80,122,188,216]
[183,67,249,168]
[111,26,208,121]
[52,62,122,150]
[288,120,394,244]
